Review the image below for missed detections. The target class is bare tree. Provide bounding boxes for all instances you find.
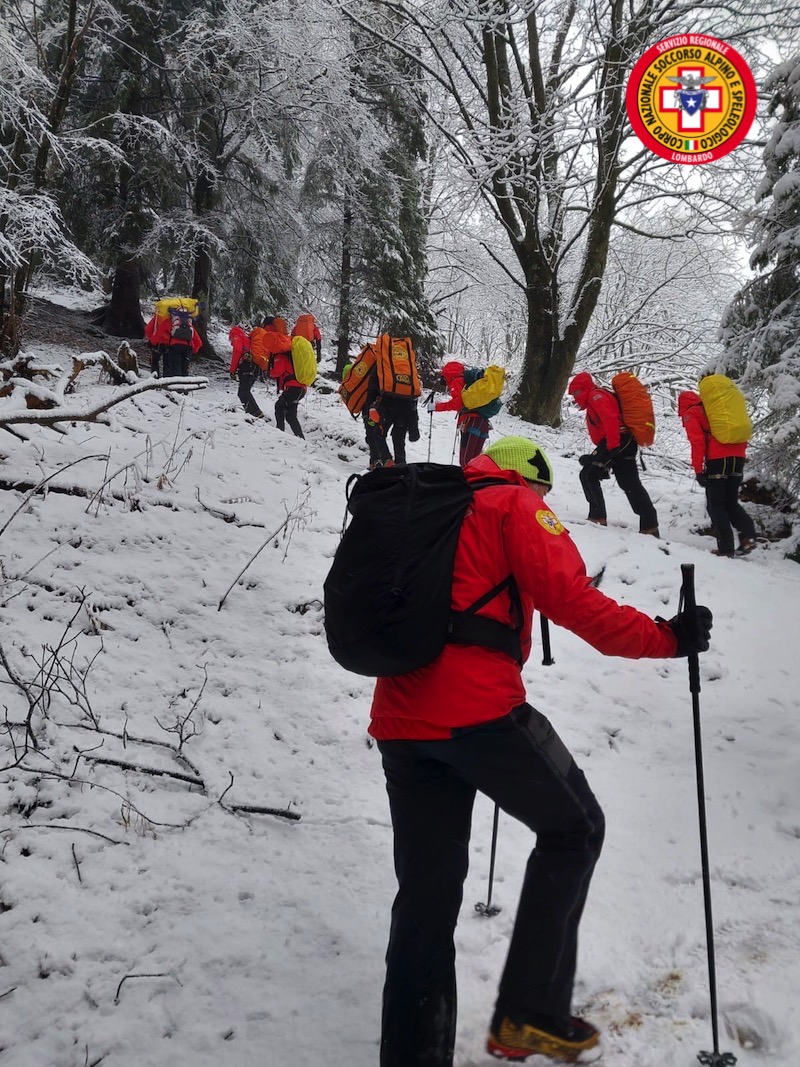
[341,0,794,423]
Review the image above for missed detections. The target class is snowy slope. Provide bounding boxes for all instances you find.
[0,341,798,1067]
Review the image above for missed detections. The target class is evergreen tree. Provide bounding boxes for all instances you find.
[356,36,441,376]
[720,56,800,504]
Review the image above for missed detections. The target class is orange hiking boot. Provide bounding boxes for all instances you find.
[487,1012,602,1063]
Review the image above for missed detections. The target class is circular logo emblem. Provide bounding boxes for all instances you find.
[626,36,756,165]
[536,509,565,536]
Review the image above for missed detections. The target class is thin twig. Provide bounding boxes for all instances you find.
[71,842,82,882]
[0,454,109,540]
[0,987,17,1001]
[0,824,128,845]
[217,514,295,610]
[114,972,182,1005]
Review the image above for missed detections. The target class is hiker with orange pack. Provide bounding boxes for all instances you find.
[292,312,322,360]
[568,371,659,537]
[228,324,265,419]
[260,313,309,439]
[678,376,757,557]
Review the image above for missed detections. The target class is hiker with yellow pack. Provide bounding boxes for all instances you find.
[678,375,757,557]
[433,361,505,468]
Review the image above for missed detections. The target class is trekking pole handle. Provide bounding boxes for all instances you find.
[680,563,701,695]
[681,563,697,613]
[540,615,554,666]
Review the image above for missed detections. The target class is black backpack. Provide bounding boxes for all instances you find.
[323,463,522,677]
[170,310,194,345]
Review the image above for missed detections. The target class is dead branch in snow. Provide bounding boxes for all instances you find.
[217,486,312,610]
[0,374,207,430]
[196,487,266,527]
[0,453,109,540]
[81,754,205,789]
[155,666,207,754]
[226,803,301,821]
[218,771,301,822]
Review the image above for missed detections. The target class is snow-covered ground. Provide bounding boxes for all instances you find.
[1,329,798,1067]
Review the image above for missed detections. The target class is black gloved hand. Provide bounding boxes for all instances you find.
[579,454,593,467]
[230,372,236,381]
[696,472,707,487]
[408,428,420,443]
[667,606,713,656]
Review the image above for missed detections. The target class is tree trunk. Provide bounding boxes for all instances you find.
[336,196,353,378]
[102,263,145,337]
[191,163,216,359]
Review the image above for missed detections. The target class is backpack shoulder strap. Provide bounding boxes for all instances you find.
[446,478,525,663]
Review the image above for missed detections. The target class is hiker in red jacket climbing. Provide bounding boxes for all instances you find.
[678,390,757,557]
[370,435,712,1067]
[568,371,659,536]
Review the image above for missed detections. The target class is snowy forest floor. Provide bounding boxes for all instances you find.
[0,295,798,1067]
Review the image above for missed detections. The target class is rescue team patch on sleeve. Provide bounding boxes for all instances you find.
[536,510,565,535]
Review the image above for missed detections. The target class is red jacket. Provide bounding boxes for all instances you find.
[434,360,486,428]
[369,455,678,741]
[569,371,625,450]
[229,325,251,374]
[268,351,303,391]
[435,361,466,412]
[144,315,202,353]
[678,391,746,473]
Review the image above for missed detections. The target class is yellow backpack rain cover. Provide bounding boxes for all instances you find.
[291,335,317,387]
[154,297,199,323]
[461,365,505,410]
[698,375,752,444]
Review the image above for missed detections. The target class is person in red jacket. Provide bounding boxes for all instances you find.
[228,325,264,419]
[262,316,306,438]
[144,308,202,377]
[370,435,712,1067]
[678,389,756,556]
[568,371,659,536]
[434,360,499,467]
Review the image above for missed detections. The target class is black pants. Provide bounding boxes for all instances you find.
[377,704,605,1067]
[379,397,418,464]
[162,345,190,377]
[579,435,658,531]
[364,413,392,466]
[705,457,756,554]
[237,364,263,417]
[275,386,305,438]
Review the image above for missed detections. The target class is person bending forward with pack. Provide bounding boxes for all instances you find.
[568,372,659,536]
[369,436,711,1066]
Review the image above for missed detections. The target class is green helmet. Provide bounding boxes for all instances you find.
[484,436,554,487]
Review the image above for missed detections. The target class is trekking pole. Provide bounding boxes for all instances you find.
[540,616,555,666]
[681,563,736,1067]
[474,802,501,917]
[427,408,434,462]
[451,421,459,463]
